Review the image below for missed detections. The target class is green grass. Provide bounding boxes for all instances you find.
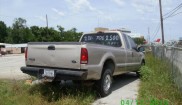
[138,53,182,105]
[0,80,96,105]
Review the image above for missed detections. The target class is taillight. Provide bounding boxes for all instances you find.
[80,48,88,64]
[25,47,28,61]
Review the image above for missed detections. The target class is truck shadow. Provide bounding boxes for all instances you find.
[112,72,139,92]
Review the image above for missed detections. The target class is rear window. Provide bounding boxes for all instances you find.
[81,33,122,47]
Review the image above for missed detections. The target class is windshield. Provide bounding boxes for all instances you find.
[81,33,122,47]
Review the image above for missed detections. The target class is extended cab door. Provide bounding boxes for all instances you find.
[123,34,141,71]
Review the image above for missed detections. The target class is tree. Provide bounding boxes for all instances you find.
[1,18,84,43]
[30,26,41,41]
[0,21,8,42]
[63,28,82,42]
[133,37,146,45]
[57,25,65,41]
[5,27,13,43]
[47,27,60,42]
[12,18,27,29]
[22,27,34,42]
[11,18,35,43]
[57,25,64,33]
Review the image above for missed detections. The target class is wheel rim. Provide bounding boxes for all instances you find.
[103,74,111,92]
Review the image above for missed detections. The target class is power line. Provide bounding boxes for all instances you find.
[164,11,182,20]
[151,3,182,42]
[163,3,182,16]
[152,23,160,41]
[170,11,182,17]
[164,6,182,19]
[163,3,182,19]
[152,3,182,42]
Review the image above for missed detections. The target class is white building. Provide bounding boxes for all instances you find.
[0,43,27,54]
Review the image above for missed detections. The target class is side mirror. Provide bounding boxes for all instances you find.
[137,46,145,53]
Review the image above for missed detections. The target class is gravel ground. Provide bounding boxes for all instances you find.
[0,54,30,80]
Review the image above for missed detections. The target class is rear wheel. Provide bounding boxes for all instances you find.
[95,69,113,97]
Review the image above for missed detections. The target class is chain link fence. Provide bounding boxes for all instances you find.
[151,46,182,91]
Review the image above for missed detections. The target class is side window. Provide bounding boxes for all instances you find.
[127,36,137,49]
[123,34,130,49]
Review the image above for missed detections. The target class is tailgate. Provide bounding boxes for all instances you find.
[26,42,82,69]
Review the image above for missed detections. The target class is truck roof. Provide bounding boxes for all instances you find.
[86,30,123,35]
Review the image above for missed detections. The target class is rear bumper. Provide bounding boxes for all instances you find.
[20,66,87,81]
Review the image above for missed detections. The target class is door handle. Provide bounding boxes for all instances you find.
[48,45,55,50]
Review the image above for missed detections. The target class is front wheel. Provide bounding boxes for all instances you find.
[95,69,113,97]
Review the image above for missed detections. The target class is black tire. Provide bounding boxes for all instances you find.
[136,71,140,77]
[95,69,113,97]
[72,80,83,85]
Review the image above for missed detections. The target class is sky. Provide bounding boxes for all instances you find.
[0,0,182,42]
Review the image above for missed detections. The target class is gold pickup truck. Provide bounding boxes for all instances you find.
[21,30,145,97]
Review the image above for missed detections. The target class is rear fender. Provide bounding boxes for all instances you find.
[99,53,116,77]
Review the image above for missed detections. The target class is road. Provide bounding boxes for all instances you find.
[0,54,29,80]
[0,54,140,105]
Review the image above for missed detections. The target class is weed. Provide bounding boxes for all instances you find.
[0,80,96,105]
[138,53,182,105]
[140,66,153,81]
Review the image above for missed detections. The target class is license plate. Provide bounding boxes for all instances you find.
[43,69,55,77]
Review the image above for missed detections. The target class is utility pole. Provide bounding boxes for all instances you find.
[46,14,48,28]
[159,0,165,44]
[46,14,49,36]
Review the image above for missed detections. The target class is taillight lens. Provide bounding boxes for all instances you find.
[25,47,28,61]
[80,48,88,64]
